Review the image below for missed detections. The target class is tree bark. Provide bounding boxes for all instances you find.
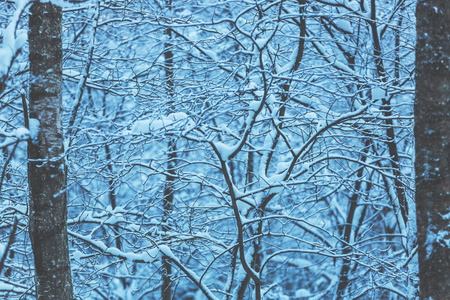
[336,140,370,299]
[28,2,74,299]
[415,1,450,299]
[161,1,175,298]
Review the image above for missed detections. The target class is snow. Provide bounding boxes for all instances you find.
[204,49,218,61]
[0,282,28,295]
[249,100,260,111]
[314,41,354,74]
[255,38,269,49]
[347,0,360,11]
[254,89,264,97]
[0,0,417,297]
[14,30,27,50]
[277,46,299,74]
[131,112,193,134]
[295,288,312,297]
[69,230,160,262]
[0,244,5,258]
[266,94,275,105]
[0,125,31,148]
[39,0,76,7]
[214,142,235,160]
[437,229,450,248]
[317,119,327,131]
[71,250,84,263]
[372,87,386,101]
[333,19,353,34]
[276,161,291,173]
[0,43,14,72]
[14,127,30,140]
[266,171,287,186]
[0,48,13,77]
[158,245,175,258]
[159,245,220,300]
[105,214,125,224]
[246,81,258,90]
[368,106,382,115]
[0,127,13,138]
[131,119,151,134]
[296,161,310,175]
[69,211,99,223]
[442,212,450,220]
[26,119,38,143]
[0,0,29,79]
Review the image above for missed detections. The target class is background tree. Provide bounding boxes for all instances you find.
[0,0,37,296]
[0,0,419,299]
[415,0,450,299]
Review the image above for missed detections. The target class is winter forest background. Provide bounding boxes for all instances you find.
[0,0,432,299]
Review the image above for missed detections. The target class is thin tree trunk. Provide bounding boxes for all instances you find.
[28,2,73,299]
[415,1,450,299]
[161,1,176,297]
[336,140,370,299]
[369,0,408,226]
[162,142,176,300]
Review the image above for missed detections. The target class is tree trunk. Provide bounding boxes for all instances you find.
[28,2,74,299]
[415,1,450,299]
[161,1,176,298]
[336,140,370,299]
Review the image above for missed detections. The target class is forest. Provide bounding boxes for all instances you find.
[0,0,448,299]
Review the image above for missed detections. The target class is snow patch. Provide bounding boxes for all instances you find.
[214,142,235,160]
[131,112,193,134]
[71,250,84,263]
[255,38,269,49]
[249,100,261,111]
[204,49,218,61]
[0,0,29,78]
[372,87,386,101]
[333,19,353,34]
[14,127,30,140]
[29,118,40,143]
[295,288,312,297]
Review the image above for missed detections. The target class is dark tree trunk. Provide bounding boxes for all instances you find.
[161,142,176,300]
[161,1,175,298]
[336,140,370,299]
[28,2,74,299]
[415,1,450,299]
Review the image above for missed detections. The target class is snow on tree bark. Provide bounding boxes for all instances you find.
[415,0,450,298]
[28,2,74,299]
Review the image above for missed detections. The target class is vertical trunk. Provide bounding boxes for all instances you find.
[162,143,176,300]
[161,1,175,298]
[369,0,408,226]
[105,143,126,287]
[28,2,73,299]
[266,0,305,173]
[415,1,450,299]
[336,140,370,299]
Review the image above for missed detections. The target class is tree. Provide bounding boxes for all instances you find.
[60,0,416,299]
[161,2,176,299]
[28,1,73,299]
[415,0,450,298]
[0,0,418,299]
